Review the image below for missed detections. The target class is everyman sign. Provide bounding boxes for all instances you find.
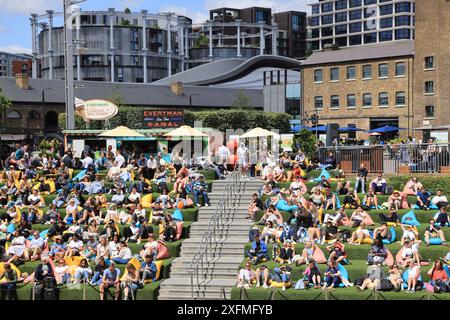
[143,110,184,128]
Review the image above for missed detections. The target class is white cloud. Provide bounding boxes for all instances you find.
[0,0,62,15]
[159,5,209,23]
[204,0,310,14]
[0,45,32,54]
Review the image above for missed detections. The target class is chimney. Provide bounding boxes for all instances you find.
[170,81,183,96]
[15,73,30,90]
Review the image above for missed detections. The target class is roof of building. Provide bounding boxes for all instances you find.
[302,40,415,66]
[154,55,302,86]
[0,77,263,108]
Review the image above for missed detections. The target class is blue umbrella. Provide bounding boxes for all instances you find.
[291,125,311,132]
[338,126,365,132]
[308,125,327,132]
[368,125,406,133]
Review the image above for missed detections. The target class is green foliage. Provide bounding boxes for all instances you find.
[0,87,11,112]
[232,90,253,109]
[195,34,209,48]
[109,86,125,107]
[293,129,317,158]
[305,48,313,58]
[124,8,131,14]
[38,139,61,157]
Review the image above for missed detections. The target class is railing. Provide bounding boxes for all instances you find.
[318,143,450,174]
[187,169,243,299]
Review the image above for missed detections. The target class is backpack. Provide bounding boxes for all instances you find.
[385,186,394,195]
[341,229,352,242]
[434,279,449,293]
[379,279,394,291]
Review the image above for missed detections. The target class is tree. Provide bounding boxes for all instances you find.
[124,8,131,14]
[194,35,209,48]
[109,86,124,107]
[232,90,253,110]
[293,129,317,159]
[0,87,12,132]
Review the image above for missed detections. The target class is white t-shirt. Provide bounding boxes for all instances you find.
[82,156,93,169]
[218,146,230,158]
[115,154,126,168]
[432,195,448,205]
[68,240,83,251]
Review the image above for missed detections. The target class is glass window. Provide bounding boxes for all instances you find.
[322,14,333,25]
[322,27,333,37]
[395,29,411,39]
[311,29,320,39]
[395,15,411,27]
[379,92,389,106]
[378,63,389,78]
[349,10,362,20]
[310,16,320,26]
[425,56,434,69]
[330,68,340,81]
[322,2,334,12]
[425,105,435,118]
[379,30,393,41]
[347,66,356,80]
[335,37,348,47]
[6,110,21,119]
[364,21,376,31]
[363,93,372,107]
[347,94,356,108]
[364,33,377,44]
[331,95,340,109]
[396,2,411,13]
[349,22,362,33]
[286,84,300,99]
[335,24,348,35]
[311,5,320,14]
[349,35,362,46]
[364,0,377,4]
[379,4,393,15]
[380,17,393,29]
[425,81,434,94]
[364,7,377,19]
[396,62,406,76]
[314,69,323,82]
[335,12,347,23]
[362,64,372,78]
[314,96,323,109]
[336,0,348,10]
[350,0,362,8]
[396,91,406,105]
[256,10,265,23]
[292,15,300,31]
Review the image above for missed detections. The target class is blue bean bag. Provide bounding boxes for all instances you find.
[73,169,87,182]
[382,227,397,244]
[313,168,331,182]
[276,199,298,212]
[412,203,438,210]
[337,263,349,288]
[172,208,184,221]
[335,194,341,209]
[444,265,450,278]
[402,269,423,289]
[429,238,443,245]
[401,210,421,227]
[6,223,15,234]
[40,229,49,239]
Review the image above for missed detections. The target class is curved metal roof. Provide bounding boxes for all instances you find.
[154,55,302,86]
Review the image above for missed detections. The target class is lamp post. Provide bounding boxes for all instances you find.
[41,88,51,135]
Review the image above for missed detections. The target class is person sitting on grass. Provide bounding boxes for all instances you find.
[6,230,26,264]
[322,260,342,291]
[406,260,421,293]
[348,222,372,245]
[100,262,121,300]
[258,204,283,226]
[237,261,256,289]
[247,193,264,220]
[400,224,419,246]
[111,241,132,264]
[424,219,446,246]
[74,258,93,284]
[327,241,347,264]
[435,206,449,227]
[292,241,316,266]
[140,255,158,284]
[387,191,403,211]
[427,260,448,288]
[25,230,45,262]
[356,263,384,292]
[275,239,295,264]
[246,234,269,265]
[373,222,389,242]
[367,238,388,265]
[363,188,379,210]
[303,259,322,289]
[0,262,18,300]
[342,187,358,209]
[431,189,448,210]
[320,220,342,245]
[255,265,270,289]
[388,263,403,291]
[416,187,432,210]
[290,177,307,195]
[399,240,421,268]
[379,208,400,225]
[403,177,423,196]
[370,173,387,195]
[122,263,142,300]
[261,220,276,244]
[350,206,369,228]
[323,188,336,210]
[193,176,210,208]
[323,207,347,226]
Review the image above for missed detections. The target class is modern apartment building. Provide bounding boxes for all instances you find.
[0,52,32,77]
[301,40,414,139]
[307,0,415,51]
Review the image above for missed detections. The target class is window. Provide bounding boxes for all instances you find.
[378,92,389,106]
[349,35,362,46]
[336,37,348,46]
[362,65,372,78]
[311,29,320,38]
[322,2,334,12]
[310,17,320,26]
[396,62,406,76]
[347,66,356,80]
[380,4,393,15]
[380,18,393,29]
[396,2,411,13]
[28,111,41,120]
[349,22,362,33]
[364,33,377,44]
[425,81,434,94]
[331,95,340,109]
[349,10,362,20]
[322,14,333,25]
[425,105,435,118]
[322,27,333,37]
[311,5,320,14]
[396,91,406,105]
[335,24,347,35]
[425,56,434,69]
[395,15,411,27]
[378,63,389,78]
[330,68,340,81]
[379,31,393,41]
[364,0,376,4]
[363,93,372,107]
[350,0,362,8]
[6,110,21,119]
[395,28,411,40]
[336,0,347,10]
[335,12,347,23]
[314,96,323,109]
[314,69,323,82]
[292,15,300,31]
[347,94,356,108]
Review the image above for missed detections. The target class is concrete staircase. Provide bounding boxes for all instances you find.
[158,178,261,300]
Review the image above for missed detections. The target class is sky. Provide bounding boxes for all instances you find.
[0,0,310,54]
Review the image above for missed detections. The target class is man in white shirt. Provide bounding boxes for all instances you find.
[81,152,93,169]
[115,150,126,168]
[217,144,230,165]
[432,189,448,209]
[25,231,45,261]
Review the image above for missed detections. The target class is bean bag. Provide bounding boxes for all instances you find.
[401,210,421,226]
[64,256,83,266]
[6,223,15,234]
[73,169,87,182]
[360,237,374,245]
[386,222,398,227]
[402,269,423,289]
[312,245,327,264]
[270,281,291,289]
[45,180,56,194]
[39,229,49,239]
[0,262,21,279]
[172,209,184,221]
[313,169,331,182]
[444,265,450,278]
[385,249,394,266]
[276,199,298,213]
[429,238,443,245]
[141,194,152,208]
[120,257,141,281]
[337,263,349,288]
[395,247,425,265]
[412,203,438,210]
[175,221,184,241]
[156,240,170,260]
[335,195,341,209]
[68,168,74,180]
[14,208,21,224]
[382,227,397,244]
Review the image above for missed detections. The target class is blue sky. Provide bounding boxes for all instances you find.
[0,0,310,54]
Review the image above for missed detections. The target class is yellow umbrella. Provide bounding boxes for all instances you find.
[240,127,280,139]
[98,126,144,137]
[164,125,207,137]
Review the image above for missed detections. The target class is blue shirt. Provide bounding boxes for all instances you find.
[417,191,430,203]
[103,268,121,281]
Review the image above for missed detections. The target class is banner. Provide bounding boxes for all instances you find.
[143,110,184,129]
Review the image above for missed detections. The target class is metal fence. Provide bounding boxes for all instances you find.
[318,143,450,174]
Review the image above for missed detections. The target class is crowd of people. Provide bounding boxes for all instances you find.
[238,150,450,294]
[0,141,225,300]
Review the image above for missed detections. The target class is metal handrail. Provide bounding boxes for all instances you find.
[187,167,242,299]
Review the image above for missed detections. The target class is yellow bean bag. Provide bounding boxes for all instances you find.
[270,281,291,289]
[32,183,41,191]
[318,207,324,224]
[120,258,163,283]
[14,208,22,224]
[45,180,56,194]
[141,194,152,209]
[360,237,374,245]
[386,222,398,227]
[0,262,21,279]
[68,169,74,180]
[64,256,83,266]
[5,243,9,251]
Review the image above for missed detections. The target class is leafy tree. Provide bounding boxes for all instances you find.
[194,35,209,48]
[232,90,253,110]
[293,129,317,159]
[124,8,131,14]
[0,87,12,132]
